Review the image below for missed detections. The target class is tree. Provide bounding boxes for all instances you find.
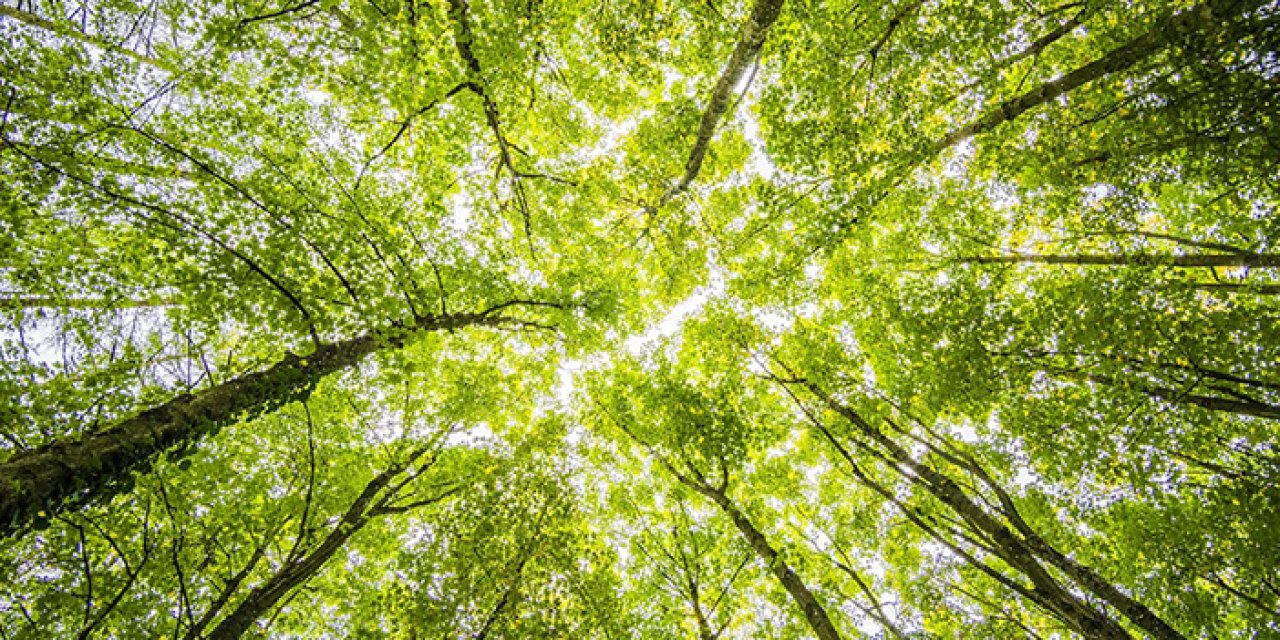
[0,303,559,537]
[591,365,845,640]
[2,0,1277,637]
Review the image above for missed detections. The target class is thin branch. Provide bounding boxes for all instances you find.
[238,0,321,27]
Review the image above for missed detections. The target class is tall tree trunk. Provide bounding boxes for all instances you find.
[0,305,541,538]
[201,450,434,640]
[802,403,1131,638]
[692,594,716,640]
[1192,282,1280,295]
[958,253,1280,268]
[1000,347,1280,394]
[447,0,520,182]
[933,0,1265,153]
[697,483,845,640]
[607,416,843,640]
[795,379,1186,640]
[473,548,536,640]
[0,295,176,310]
[182,536,272,640]
[1079,372,1280,421]
[660,0,786,205]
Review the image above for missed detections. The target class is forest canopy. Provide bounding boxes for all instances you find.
[1,0,1277,637]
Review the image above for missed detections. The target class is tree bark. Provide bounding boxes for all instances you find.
[0,305,539,538]
[0,5,176,72]
[182,537,271,640]
[698,483,845,640]
[1082,372,1280,421]
[1193,282,1280,295]
[660,0,786,205]
[933,0,1265,153]
[606,414,843,640]
[959,253,1280,268]
[202,450,431,640]
[0,295,176,310]
[447,0,519,181]
[798,381,1185,640]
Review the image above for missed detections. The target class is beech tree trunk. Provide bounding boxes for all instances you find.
[610,416,843,640]
[699,483,845,640]
[0,295,175,309]
[0,5,176,72]
[1080,372,1280,421]
[661,0,786,204]
[202,451,429,640]
[800,381,1187,640]
[960,253,1280,268]
[1194,283,1280,295]
[934,0,1265,153]
[0,309,517,538]
[806,403,1131,638]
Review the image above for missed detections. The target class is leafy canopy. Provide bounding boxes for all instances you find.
[1,0,1277,637]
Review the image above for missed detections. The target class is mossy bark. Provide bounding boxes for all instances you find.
[0,312,499,538]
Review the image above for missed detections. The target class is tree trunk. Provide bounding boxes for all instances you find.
[660,0,786,205]
[934,0,1265,153]
[698,483,844,640]
[1021,535,1189,640]
[608,415,843,640]
[1132,380,1280,421]
[959,253,1280,268]
[182,537,271,640]
[1193,282,1280,295]
[447,0,519,180]
[0,5,176,72]
[800,381,1185,639]
[1060,370,1280,421]
[202,451,425,639]
[0,295,176,310]
[0,307,527,538]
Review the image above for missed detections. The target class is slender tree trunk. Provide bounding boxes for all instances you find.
[1021,534,1189,640]
[697,483,844,640]
[1127,380,1280,421]
[1003,347,1280,393]
[798,380,1186,640]
[692,596,716,640]
[1005,7,1090,67]
[0,306,535,538]
[1090,230,1260,256]
[0,138,193,181]
[790,392,1128,638]
[948,6,1091,101]
[1193,282,1280,295]
[447,0,519,179]
[832,558,909,640]
[606,415,843,640]
[958,253,1280,268]
[934,0,1265,152]
[0,5,176,72]
[182,538,271,640]
[1058,370,1280,421]
[202,451,429,640]
[660,0,786,205]
[473,550,534,640]
[0,295,175,310]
